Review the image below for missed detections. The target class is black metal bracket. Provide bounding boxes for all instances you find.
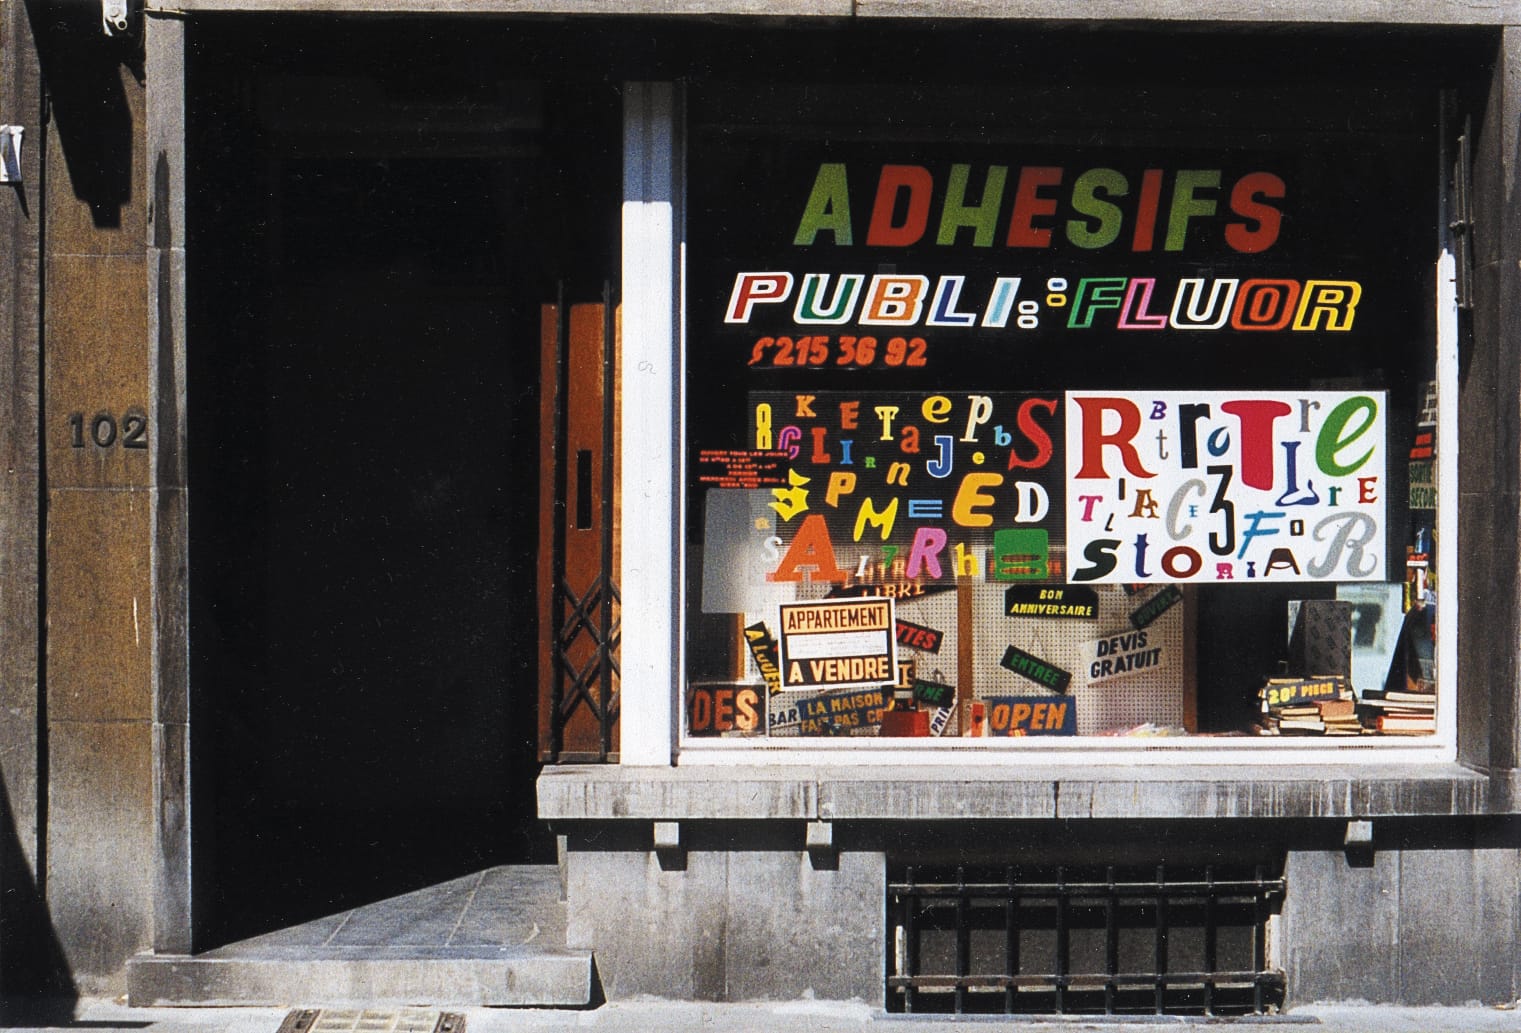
[1448,113,1475,312]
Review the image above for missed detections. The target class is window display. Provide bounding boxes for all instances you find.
[684,81,1441,743]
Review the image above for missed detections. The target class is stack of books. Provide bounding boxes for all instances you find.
[1257,676,1438,736]
[1316,697,1365,735]
[1359,689,1436,735]
[1263,702,1327,735]
[1257,676,1354,736]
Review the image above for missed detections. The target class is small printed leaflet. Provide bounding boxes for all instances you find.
[1260,676,1347,709]
[912,677,955,708]
[999,644,1072,693]
[743,621,783,695]
[895,618,944,653]
[1129,586,1183,629]
[688,682,764,736]
[698,449,791,488]
[982,696,1077,736]
[778,597,897,689]
[1005,585,1098,619]
[1083,630,1169,684]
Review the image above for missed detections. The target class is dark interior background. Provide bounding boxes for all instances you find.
[186,20,618,947]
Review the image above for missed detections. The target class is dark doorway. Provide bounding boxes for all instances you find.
[186,22,618,948]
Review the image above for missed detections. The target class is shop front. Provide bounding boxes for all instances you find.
[539,18,1521,1012]
[12,0,1521,1012]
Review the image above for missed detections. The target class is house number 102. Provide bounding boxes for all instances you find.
[67,411,148,450]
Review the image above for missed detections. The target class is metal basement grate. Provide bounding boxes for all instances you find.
[276,1009,465,1033]
[887,863,1285,1016]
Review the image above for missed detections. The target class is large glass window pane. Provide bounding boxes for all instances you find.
[683,80,1438,744]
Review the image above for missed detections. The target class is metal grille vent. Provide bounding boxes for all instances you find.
[887,863,1285,1016]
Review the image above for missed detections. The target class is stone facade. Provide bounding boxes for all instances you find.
[3,2,1521,1009]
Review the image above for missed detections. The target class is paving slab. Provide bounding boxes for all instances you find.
[126,866,589,1008]
[10,1000,1521,1033]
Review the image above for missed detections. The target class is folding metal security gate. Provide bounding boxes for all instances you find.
[537,284,621,763]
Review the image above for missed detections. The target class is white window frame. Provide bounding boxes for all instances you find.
[618,82,1460,768]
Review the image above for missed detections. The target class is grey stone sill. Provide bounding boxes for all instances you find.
[144,0,1521,24]
[538,762,1495,821]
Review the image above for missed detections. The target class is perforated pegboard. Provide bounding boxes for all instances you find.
[739,580,1190,737]
[892,588,961,688]
[970,583,1189,735]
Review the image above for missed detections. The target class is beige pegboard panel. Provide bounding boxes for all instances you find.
[971,583,1188,734]
[742,581,1187,737]
[891,588,961,684]
[892,590,962,736]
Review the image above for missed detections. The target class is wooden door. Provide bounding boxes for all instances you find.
[537,293,621,761]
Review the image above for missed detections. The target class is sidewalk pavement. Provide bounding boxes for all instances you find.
[5,1000,1521,1033]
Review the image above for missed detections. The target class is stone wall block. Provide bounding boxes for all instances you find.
[565,835,885,1003]
[152,719,191,954]
[1396,845,1520,1004]
[1280,848,1399,1003]
[1457,488,1504,767]
[46,487,152,724]
[43,60,146,258]
[722,849,884,1004]
[46,719,153,995]
[564,838,727,1000]
[43,252,151,490]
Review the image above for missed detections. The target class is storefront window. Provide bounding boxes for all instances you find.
[683,80,1442,746]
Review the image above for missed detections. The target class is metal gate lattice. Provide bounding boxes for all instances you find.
[547,279,620,762]
[888,863,1285,1016]
[553,570,621,754]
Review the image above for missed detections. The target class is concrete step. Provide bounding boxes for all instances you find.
[127,946,592,1007]
[128,865,593,1008]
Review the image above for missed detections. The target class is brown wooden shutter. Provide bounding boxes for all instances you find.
[538,295,621,762]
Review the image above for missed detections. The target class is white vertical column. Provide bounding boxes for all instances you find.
[619,82,683,765]
[1435,249,1459,751]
